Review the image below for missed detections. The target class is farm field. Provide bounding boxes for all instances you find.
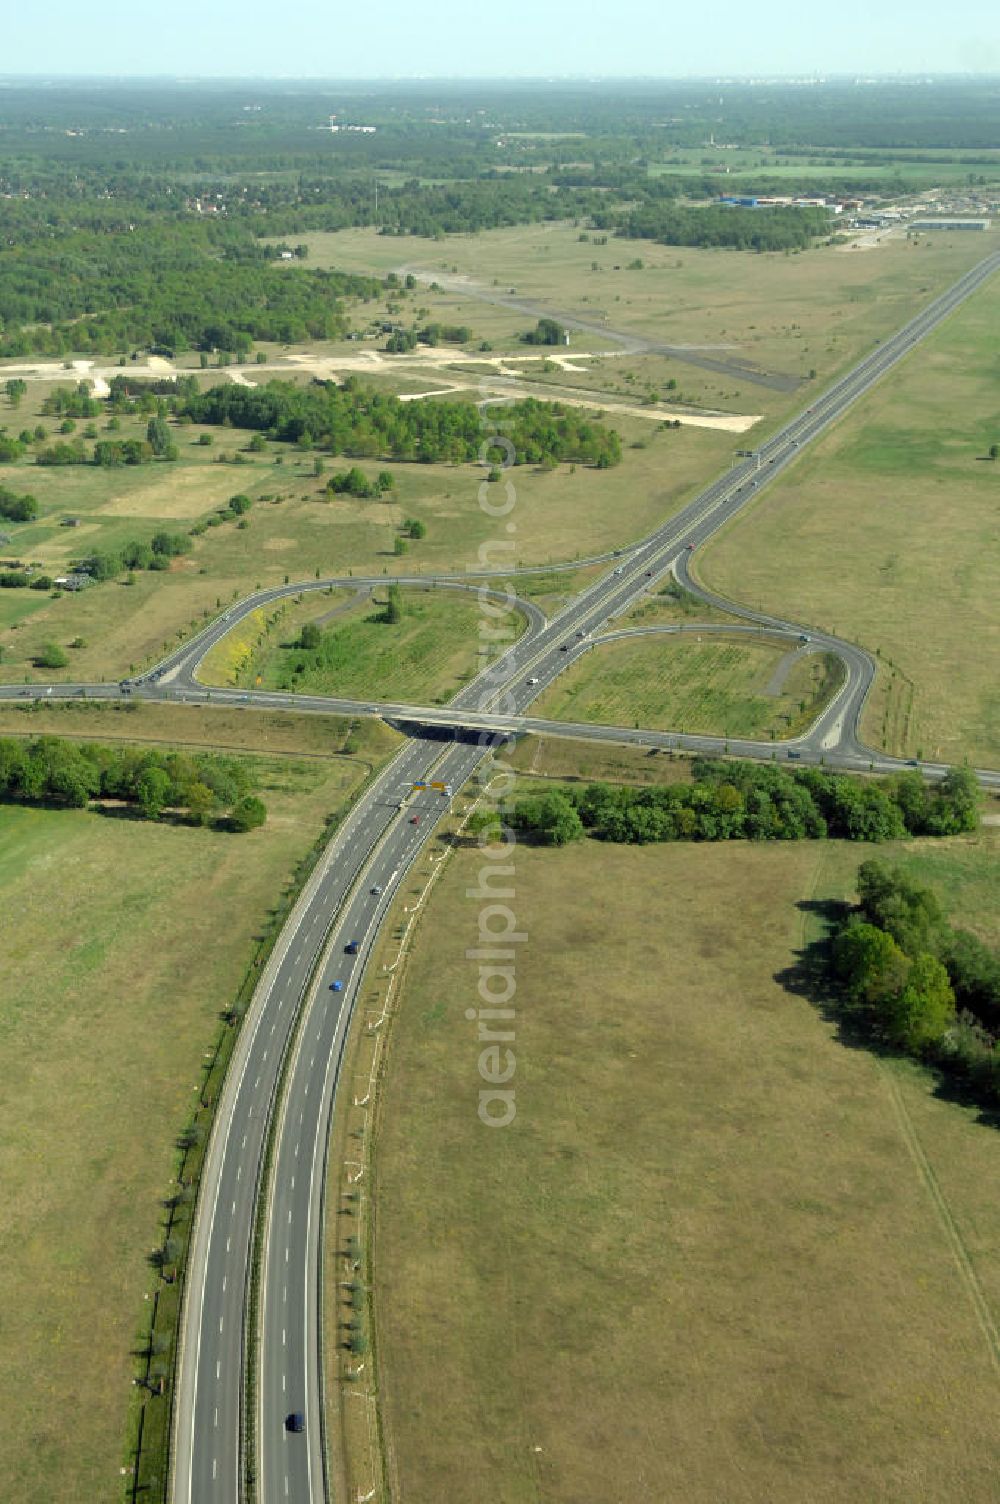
[369,828,1000,1504]
[200,584,519,705]
[0,729,398,1504]
[643,146,1000,184]
[296,221,1000,419]
[699,273,1000,768]
[532,632,843,739]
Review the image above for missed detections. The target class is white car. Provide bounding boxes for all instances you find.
[526,676,540,685]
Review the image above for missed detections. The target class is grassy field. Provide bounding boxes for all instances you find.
[369,827,1000,1503]
[200,584,513,704]
[532,632,842,739]
[0,374,735,683]
[0,698,401,762]
[507,733,696,787]
[297,221,1000,419]
[0,725,398,1504]
[700,273,1000,767]
[643,147,1000,186]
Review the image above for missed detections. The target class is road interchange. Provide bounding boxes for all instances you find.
[4,248,999,1503]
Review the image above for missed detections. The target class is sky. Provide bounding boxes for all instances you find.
[2,0,999,79]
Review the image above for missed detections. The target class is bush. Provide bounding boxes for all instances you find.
[0,485,38,522]
[36,642,69,669]
[228,795,267,832]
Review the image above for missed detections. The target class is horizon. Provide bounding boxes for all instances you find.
[1,71,999,83]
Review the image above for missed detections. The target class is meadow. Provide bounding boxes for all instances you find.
[532,632,843,740]
[368,827,1000,1503]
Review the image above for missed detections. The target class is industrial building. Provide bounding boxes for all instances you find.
[909,218,991,231]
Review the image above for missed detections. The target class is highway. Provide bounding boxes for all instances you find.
[176,243,1000,1504]
[2,248,997,1503]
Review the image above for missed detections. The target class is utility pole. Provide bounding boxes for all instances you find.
[374,179,379,230]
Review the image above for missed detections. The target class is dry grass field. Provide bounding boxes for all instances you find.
[370,828,1000,1504]
[700,274,1000,768]
[0,724,398,1504]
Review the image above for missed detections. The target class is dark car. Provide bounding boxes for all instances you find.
[787,750,802,760]
[286,1412,305,1434]
[344,941,359,955]
[560,643,570,651]
[410,815,421,824]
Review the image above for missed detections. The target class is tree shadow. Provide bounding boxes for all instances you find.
[88,802,148,822]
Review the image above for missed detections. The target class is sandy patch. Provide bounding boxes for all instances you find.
[398,386,466,402]
[835,226,903,253]
[228,372,257,388]
[145,356,177,375]
[68,360,110,399]
[262,538,297,551]
[478,383,760,432]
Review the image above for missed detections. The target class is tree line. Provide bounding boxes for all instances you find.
[594,204,834,252]
[0,735,267,829]
[831,861,1000,1104]
[491,762,980,846]
[180,378,622,468]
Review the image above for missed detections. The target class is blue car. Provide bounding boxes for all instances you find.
[330,980,343,992]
